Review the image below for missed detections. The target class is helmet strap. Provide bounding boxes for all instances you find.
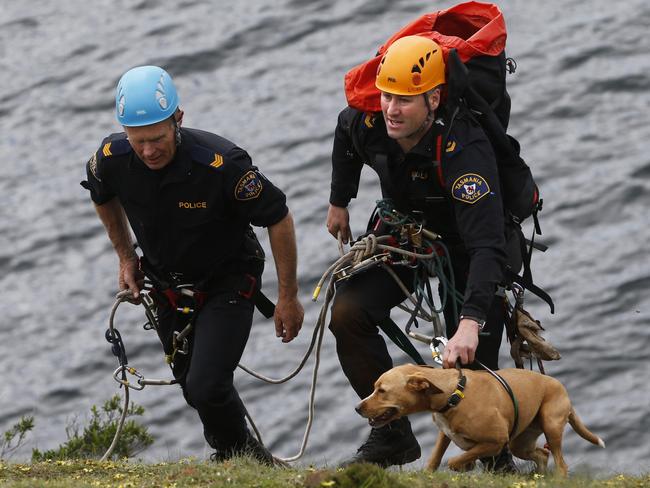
[171,116,182,146]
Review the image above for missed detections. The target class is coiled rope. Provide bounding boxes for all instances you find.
[100,207,459,463]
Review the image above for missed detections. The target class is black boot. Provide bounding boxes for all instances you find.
[209,430,275,466]
[241,430,275,466]
[340,417,421,468]
[480,446,517,473]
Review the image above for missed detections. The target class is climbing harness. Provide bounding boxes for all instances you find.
[315,200,464,366]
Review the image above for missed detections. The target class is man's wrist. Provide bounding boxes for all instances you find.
[329,196,350,208]
[459,315,486,331]
[278,286,298,300]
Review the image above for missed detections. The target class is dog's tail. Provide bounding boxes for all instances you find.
[569,407,605,448]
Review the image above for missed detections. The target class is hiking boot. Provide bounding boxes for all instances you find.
[241,430,275,466]
[480,446,518,473]
[339,417,421,468]
[209,430,275,466]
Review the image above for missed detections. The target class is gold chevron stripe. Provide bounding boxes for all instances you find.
[210,153,224,168]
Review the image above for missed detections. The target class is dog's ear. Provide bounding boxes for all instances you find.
[406,373,443,394]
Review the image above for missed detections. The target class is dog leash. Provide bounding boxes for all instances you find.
[475,360,520,438]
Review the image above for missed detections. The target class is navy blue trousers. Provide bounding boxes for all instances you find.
[156,288,254,451]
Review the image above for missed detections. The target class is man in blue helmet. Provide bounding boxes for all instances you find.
[82,65,304,464]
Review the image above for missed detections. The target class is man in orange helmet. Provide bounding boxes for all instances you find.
[326,36,515,471]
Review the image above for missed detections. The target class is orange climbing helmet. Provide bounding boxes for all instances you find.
[375,35,446,96]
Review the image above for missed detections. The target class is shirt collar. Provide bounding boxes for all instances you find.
[382,121,438,160]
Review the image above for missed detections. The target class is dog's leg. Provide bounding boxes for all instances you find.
[538,401,571,477]
[447,442,502,472]
[510,428,549,473]
[426,431,451,471]
[543,430,568,476]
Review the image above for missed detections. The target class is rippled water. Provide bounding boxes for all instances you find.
[1,0,649,475]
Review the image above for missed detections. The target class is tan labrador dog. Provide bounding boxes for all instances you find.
[356,364,605,476]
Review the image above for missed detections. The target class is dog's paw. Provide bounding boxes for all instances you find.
[448,457,476,472]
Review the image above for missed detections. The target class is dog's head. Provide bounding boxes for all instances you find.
[356,364,445,427]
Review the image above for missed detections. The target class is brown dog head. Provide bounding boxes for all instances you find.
[356,364,445,427]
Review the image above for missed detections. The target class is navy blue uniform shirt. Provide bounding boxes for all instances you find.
[330,107,507,320]
[83,127,288,281]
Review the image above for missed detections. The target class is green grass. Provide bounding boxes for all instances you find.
[0,458,647,488]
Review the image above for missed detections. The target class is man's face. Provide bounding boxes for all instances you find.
[124,118,176,170]
[380,91,430,141]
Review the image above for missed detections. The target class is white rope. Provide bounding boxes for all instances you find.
[100,232,440,464]
[100,290,139,462]
[100,285,333,465]
[99,378,129,462]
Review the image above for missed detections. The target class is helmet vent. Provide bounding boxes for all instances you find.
[155,75,168,110]
[411,64,422,74]
[118,94,125,116]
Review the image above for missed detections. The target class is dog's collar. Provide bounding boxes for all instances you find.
[437,368,466,413]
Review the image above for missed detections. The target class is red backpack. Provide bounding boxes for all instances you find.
[345,2,506,112]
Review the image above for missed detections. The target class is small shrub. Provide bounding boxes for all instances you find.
[0,415,35,460]
[32,395,153,461]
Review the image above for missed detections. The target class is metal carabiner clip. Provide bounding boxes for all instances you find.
[172,330,190,356]
[430,336,448,365]
[112,365,146,390]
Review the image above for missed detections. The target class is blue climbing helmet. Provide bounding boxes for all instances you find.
[115,65,179,127]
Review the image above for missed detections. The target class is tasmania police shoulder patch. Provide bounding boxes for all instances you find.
[235,170,263,201]
[452,173,490,204]
[88,152,100,181]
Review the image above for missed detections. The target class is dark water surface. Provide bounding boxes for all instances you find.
[1,0,649,475]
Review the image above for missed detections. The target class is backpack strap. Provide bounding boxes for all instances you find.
[348,111,373,166]
[505,267,555,313]
[434,133,444,187]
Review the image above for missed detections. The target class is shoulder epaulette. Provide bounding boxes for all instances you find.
[100,136,133,159]
[191,144,226,170]
[444,136,462,157]
[362,113,377,129]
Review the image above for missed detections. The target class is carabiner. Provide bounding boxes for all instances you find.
[430,336,448,366]
[112,365,146,390]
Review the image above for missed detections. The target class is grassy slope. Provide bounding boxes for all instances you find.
[0,458,648,488]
